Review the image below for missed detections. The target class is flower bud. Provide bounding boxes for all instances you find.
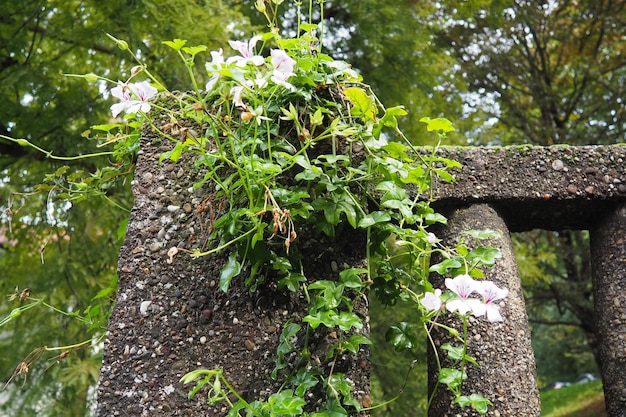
[255,0,266,13]
[130,66,144,76]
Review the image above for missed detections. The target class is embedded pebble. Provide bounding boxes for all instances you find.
[551,159,564,170]
[245,339,255,351]
[140,300,152,316]
[167,205,180,213]
[200,336,207,344]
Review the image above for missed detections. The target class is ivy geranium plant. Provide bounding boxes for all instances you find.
[65,0,511,415]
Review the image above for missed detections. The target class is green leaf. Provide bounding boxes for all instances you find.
[310,108,324,126]
[419,116,456,133]
[338,268,367,288]
[467,246,502,267]
[338,334,372,355]
[219,252,241,292]
[465,229,502,240]
[425,212,448,225]
[455,393,493,415]
[429,258,463,274]
[269,390,306,415]
[381,142,410,160]
[293,368,319,397]
[376,180,408,200]
[91,123,120,133]
[438,367,466,390]
[343,87,377,121]
[386,322,418,352]
[182,45,208,56]
[334,311,363,331]
[278,273,306,293]
[162,38,187,50]
[358,211,391,228]
[159,141,185,163]
[440,343,477,365]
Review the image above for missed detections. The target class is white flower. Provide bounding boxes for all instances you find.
[110,81,158,117]
[421,289,443,312]
[227,36,265,67]
[205,48,225,91]
[476,281,509,322]
[270,49,296,91]
[445,274,486,317]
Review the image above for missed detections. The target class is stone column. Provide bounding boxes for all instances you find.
[590,203,626,417]
[95,127,370,416]
[428,204,540,417]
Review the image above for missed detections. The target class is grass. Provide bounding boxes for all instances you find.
[540,380,605,417]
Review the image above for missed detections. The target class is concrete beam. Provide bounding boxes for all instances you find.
[430,146,626,231]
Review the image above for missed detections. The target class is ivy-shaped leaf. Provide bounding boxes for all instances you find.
[162,38,187,50]
[358,211,391,228]
[219,252,242,292]
[419,116,456,133]
[343,87,377,121]
[386,322,418,352]
[455,393,493,415]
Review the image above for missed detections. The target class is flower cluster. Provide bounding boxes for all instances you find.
[204,36,297,117]
[421,274,509,322]
[110,80,158,117]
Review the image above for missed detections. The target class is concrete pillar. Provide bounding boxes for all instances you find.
[590,203,626,417]
[428,204,540,417]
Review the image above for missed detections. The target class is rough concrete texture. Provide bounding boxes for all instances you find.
[590,203,626,417]
[431,145,626,231]
[95,126,370,416]
[428,204,541,417]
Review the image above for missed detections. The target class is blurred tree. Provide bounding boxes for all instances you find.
[0,1,250,415]
[433,0,626,145]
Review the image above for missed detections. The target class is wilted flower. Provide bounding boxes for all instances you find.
[227,36,265,67]
[231,85,245,108]
[110,81,158,117]
[476,280,509,322]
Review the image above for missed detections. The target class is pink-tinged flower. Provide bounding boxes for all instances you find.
[270,49,296,80]
[270,49,296,91]
[421,289,443,312]
[110,81,158,117]
[476,281,509,322]
[445,274,486,317]
[205,49,225,91]
[227,36,265,67]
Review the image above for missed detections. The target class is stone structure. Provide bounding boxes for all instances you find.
[430,145,626,417]
[95,129,370,416]
[96,139,626,416]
